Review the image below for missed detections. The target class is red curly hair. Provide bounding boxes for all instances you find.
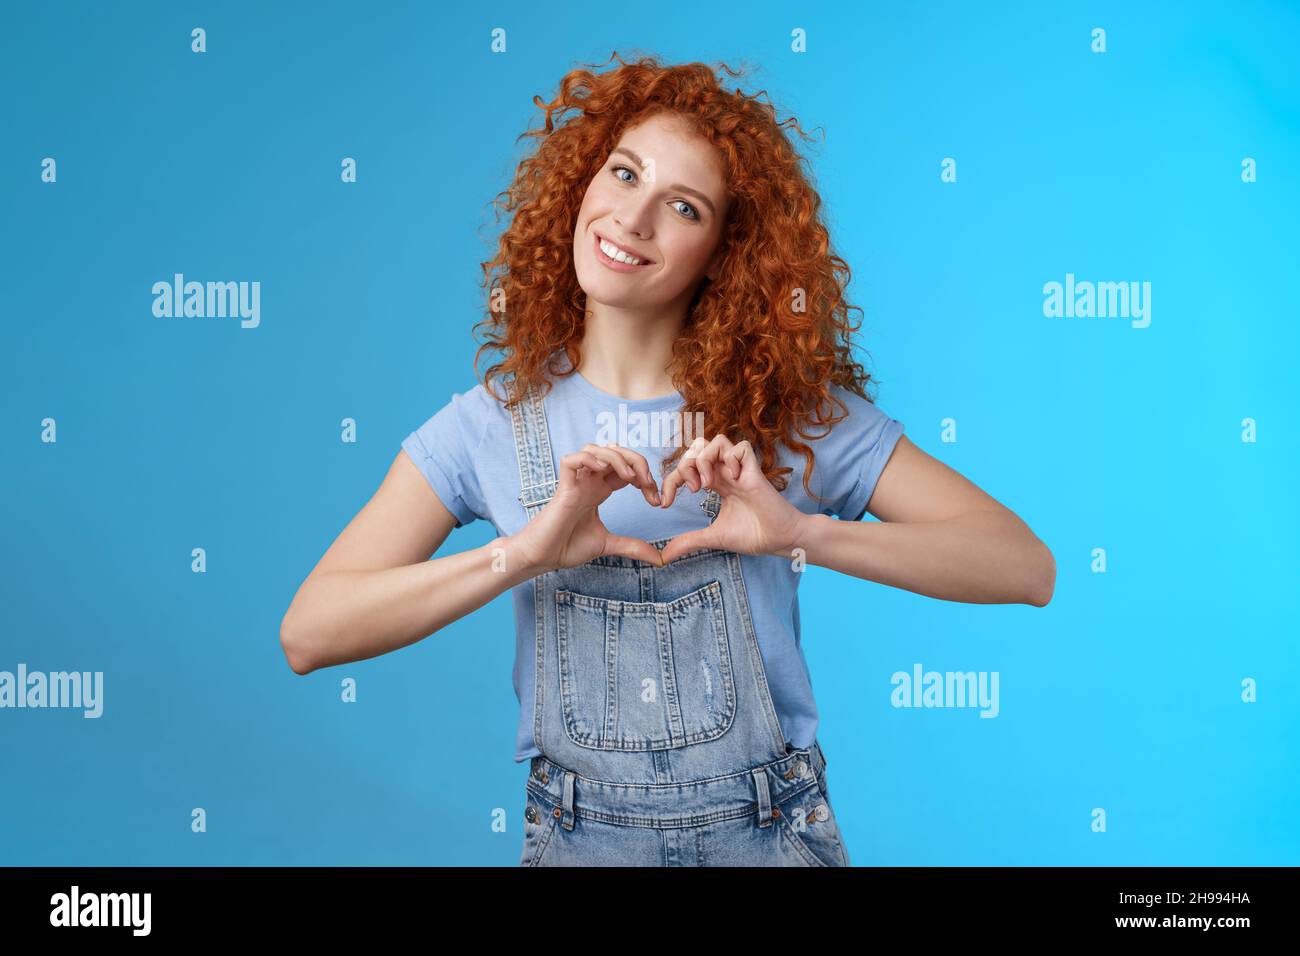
[473,51,881,501]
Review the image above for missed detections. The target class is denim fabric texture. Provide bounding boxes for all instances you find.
[508,379,850,866]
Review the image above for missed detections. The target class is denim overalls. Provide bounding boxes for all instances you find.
[508,380,850,867]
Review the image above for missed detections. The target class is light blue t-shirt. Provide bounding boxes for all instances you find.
[401,366,905,762]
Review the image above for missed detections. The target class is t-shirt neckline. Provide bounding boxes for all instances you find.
[561,365,684,410]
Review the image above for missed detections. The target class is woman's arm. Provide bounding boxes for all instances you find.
[278,451,541,675]
[788,436,1056,606]
[656,433,1055,608]
[279,442,665,675]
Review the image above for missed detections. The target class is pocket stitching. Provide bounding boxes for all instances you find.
[555,579,737,751]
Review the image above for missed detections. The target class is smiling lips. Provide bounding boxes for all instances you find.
[594,232,654,270]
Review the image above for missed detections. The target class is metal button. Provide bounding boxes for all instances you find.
[525,806,538,824]
[814,803,829,822]
[794,760,808,778]
[552,807,562,818]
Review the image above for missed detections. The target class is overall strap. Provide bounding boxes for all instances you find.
[507,377,558,519]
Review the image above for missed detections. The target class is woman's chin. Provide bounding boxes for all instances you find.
[579,283,664,311]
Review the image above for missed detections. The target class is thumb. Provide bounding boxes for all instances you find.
[604,534,665,567]
[659,527,718,564]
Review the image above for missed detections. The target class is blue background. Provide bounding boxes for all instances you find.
[3,0,1297,865]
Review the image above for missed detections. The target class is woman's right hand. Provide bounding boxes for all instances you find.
[508,443,665,573]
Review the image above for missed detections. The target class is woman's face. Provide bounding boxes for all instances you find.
[573,112,730,312]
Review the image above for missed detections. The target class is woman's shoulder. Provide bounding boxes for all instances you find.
[428,378,517,424]
[449,379,508,415]
[405,379,510,455]
[779,383,905,518]
[817,383,903,440]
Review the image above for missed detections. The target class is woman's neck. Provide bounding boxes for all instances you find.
[576,302,683,401]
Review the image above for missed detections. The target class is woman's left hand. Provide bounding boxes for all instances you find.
[657,434,811,563]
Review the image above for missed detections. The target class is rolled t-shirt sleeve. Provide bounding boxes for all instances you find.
[400,387,489,528]
[829,392,905,522]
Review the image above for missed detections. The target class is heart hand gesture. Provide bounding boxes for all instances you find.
[657,435,809,564]
[510,443,666,572]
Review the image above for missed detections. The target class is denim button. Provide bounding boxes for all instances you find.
[525,806,539,824]
[794,760,808,778]
[814,803,829,822]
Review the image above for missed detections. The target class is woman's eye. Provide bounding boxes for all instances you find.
[612,165,698,220]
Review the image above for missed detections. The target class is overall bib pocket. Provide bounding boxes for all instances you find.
[555,579,737,751]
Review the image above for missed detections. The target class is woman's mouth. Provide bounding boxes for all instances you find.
[594,232,654,272]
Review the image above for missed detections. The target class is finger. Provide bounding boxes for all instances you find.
[582,444,658,506]
[696,434,735,489]
[559,451,612,488]
[580,444,637,484]
[659,527,718,564]
[561,452,632,499]
[724,439,752,481]
[603,534,664,567]
[593,443,658,493]
[679,436,708,493]
[660,447,701,508]
[696,448,712,489]
[586,443,661,505]
[659,468,685,509]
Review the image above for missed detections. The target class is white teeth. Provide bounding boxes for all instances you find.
[599,237,645,265]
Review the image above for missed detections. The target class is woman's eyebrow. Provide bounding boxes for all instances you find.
[612,146,717,216]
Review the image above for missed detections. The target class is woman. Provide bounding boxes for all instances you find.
[279,54,1056,867]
